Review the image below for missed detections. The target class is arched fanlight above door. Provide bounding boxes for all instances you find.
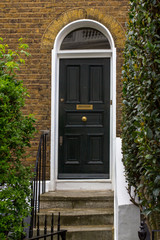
[60,27,111,50]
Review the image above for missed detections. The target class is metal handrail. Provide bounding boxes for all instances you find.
[29,130,49,238]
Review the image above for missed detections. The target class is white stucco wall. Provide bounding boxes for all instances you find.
[114,138,140,240]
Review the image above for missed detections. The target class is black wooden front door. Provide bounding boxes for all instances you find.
[58,58,110,179]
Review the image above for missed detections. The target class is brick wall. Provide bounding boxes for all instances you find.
[0,0,129,169]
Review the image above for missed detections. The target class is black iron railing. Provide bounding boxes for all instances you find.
[21,130,67,240]
[29,130,49,238]
[23,213,67,240]
[152,230,160,240]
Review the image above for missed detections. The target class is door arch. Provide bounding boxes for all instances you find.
[50,19,116,191]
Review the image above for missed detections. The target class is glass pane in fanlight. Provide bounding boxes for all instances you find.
[60,28,111,50]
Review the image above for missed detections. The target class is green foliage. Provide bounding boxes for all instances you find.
[122,0,160,234]
[0,38,35,239]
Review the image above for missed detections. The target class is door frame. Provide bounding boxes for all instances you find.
[50,19,116,191]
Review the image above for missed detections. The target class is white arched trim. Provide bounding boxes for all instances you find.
[50,19,116,191]
[55,19,115,51]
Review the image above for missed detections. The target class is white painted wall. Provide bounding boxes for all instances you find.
[114,138,140,240]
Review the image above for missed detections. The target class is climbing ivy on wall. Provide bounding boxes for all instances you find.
[122,0,160,236]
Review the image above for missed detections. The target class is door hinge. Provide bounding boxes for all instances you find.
[60,136,63,146]
[110,100,112,105]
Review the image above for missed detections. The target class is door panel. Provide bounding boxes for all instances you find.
[89,66,103,103]
[87,134,104,164]
[65,134,80,165]
[66,66,80,103]
[58,58,110,179]
[66,112,103,126]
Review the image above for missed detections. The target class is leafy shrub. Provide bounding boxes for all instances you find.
[0,38,36,239]
[122,0,160,237]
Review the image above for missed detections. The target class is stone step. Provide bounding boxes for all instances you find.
[33,225,113,240]
[40,190,114,209]
[66,225,113,240]
[37,190,114,240]
[38,208,114,226]
[64,225,113,240]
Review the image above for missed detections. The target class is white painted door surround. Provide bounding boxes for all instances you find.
[49,19,116,191]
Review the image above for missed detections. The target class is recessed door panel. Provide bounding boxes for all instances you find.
[64,135,80,165]
[66,66,80,103]
[58,58,110,179]
[87,134,104,165]
[89,66,103,103]
[66,112,103,127]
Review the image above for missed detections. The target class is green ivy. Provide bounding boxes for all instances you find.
[0,38,36,239]
[122,0,160,237]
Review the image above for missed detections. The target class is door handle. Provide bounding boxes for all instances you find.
[82,116,87,122]
[60,136,63,146]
